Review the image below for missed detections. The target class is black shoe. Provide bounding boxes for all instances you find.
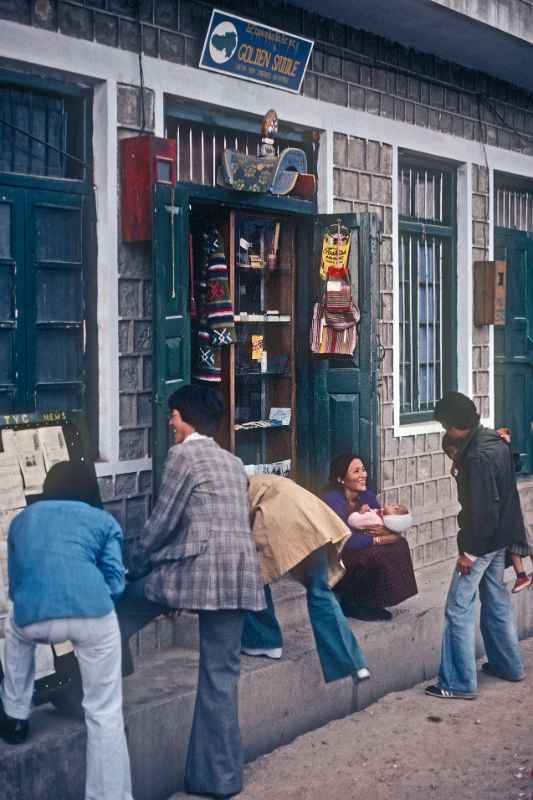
[342,603,392,621]
[425,684,477,700]
[0,699,29,745]
[481,662,525,682]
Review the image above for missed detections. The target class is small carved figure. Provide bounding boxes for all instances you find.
[260,109,278,157]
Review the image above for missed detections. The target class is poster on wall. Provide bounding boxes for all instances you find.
[199,9,314,94]
[2,429,46,495]
[38,426,70,472]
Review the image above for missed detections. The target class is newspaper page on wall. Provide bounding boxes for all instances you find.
[0,452,27,512]
[37,426,70,472]
[2,428,47,495]
[0,447,27,615]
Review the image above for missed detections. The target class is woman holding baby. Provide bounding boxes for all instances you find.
[323,454,418,621]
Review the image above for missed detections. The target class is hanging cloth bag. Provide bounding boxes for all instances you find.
[310,225,360,356]
[310,301,360,355]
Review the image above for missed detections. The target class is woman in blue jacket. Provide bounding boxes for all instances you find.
[0,461,133,800]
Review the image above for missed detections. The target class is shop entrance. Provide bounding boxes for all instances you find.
[494,227,533,473]
[151,183,381,493]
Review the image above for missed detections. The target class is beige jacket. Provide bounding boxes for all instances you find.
[249,475,350,587]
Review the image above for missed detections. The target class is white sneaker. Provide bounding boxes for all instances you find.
[241,647,282,660]
[356,667,371,681]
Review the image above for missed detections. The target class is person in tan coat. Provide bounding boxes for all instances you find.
[242,474,370,683]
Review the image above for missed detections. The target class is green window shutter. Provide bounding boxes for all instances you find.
[26,190,86,412]
[0,187,25,413]
[152,185,191,491]
[310,213,381,492]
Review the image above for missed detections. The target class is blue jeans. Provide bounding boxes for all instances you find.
[242,548,368,683]
[116,577,246,796]
[439,549,524,695]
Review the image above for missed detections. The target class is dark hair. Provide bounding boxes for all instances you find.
[434,391,480,430]
[42,461,101,507]
[328,452,367,488]
[168,384,224,436]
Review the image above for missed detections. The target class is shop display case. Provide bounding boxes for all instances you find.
[188,208,296,478]
[231,213,295,477]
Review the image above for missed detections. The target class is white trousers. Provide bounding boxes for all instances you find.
[0,610,133,800]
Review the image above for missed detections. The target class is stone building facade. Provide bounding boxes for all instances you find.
[1,0,533,566]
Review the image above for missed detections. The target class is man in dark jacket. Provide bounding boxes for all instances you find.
[426,391,525,700]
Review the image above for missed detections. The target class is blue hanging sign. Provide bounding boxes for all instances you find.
[199,9,314,94]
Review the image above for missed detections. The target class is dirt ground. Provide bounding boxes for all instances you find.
[230,637,533,800]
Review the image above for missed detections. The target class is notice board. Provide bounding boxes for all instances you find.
[0,410,100,615]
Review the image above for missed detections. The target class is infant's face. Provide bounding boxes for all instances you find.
[382,503,409,516]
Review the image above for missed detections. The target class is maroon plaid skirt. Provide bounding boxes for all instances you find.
[336,536,418,608]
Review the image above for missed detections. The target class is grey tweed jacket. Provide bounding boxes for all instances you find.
[129,437,265,611]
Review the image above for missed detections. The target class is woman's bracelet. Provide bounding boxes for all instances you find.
[375,535,381,545]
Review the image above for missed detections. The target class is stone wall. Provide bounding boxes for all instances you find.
[332,131,460,568]
[3,1,533,167]
[5,0,533,558]
[95,84,157,548]
[4,0,533,440]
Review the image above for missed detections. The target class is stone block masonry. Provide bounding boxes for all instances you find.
[6,1,532,557]
[4,1,533,161]
[333,129,467,568]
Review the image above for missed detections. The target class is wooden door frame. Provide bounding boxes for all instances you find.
[152,181,381,491]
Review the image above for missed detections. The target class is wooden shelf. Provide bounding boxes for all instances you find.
[235,371,291,378]
[234,314,291,323]
[234,420,291,432]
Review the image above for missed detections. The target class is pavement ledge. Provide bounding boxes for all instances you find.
[1,557,532,800]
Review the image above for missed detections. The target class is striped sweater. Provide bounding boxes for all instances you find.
[193,228,236,383]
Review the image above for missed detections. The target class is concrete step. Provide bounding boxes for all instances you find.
[131,576,308,665]
[1,559,532,800]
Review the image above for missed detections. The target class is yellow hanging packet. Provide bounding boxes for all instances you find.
[319,231,351,281]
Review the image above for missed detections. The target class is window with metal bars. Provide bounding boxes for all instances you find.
[495,185,533,232]
[0,84,86,180]
[165,113,311,188]
[398,158,456,421]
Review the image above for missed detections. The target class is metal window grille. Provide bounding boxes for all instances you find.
[399,233,445,413]
[0,86,84,179]
[398,160,454,418]
[495,187,533,232]
[399,165,447,224]
[166,118,298,187]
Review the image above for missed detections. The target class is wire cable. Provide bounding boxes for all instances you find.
[136,0,147,134]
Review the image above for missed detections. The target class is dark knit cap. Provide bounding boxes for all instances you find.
[433,391,480,430]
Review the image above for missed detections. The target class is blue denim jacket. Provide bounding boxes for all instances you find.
[8,500,125,627]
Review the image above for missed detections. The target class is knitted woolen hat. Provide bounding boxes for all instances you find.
[433,391,480,430]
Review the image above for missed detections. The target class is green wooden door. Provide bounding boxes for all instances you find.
[0,185,86,414]
[308,213,381,492]
[494,228,533,473]
[152,185,191,490]
[151,191,379,493]
[0,187,25,413]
